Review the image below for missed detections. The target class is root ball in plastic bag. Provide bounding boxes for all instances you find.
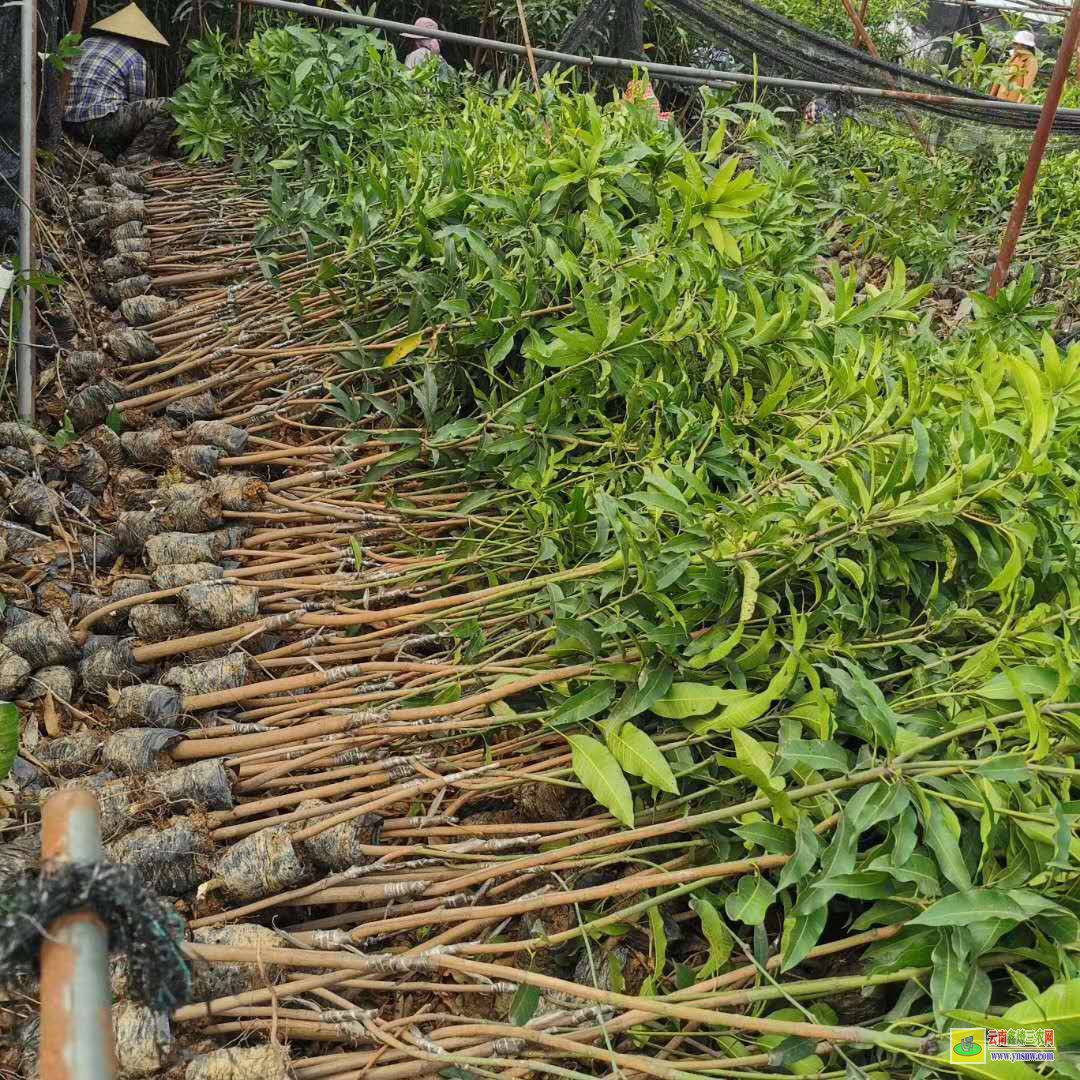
[106,328,159,363]
[121,427,178,468]
[151,562,224,589]
[144,531,225,568]
[188,421,248,455]
[24,664,77,703]
[121,295,175,325]
[104,199,145,227]
[150,758,233,813]
[162,491,224,533]
[37,730,101,777]
[112,683,183,728]
[10,477,60,527]
[172,444,223,477]
[108,816,213,897]
[58,349,105,385]
[68,381,124,432]
[294,800,377,872]
[185,1046,288,1080]
[166,393,219,424]
[208,474,266,510]
[179,581,259,630]
[56,442,110,492]
[113,1002,172,1079]
[103,728,183,775]
[0,421,48,453]
[162,653,248,697]
[129,602,187,643]
[2,612,79,667]
[103,252,150,284]
[0,642,32,697]
[79,637,147,694]
[213,825,305,902]
[188,923,282,1001]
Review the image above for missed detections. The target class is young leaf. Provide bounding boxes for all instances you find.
[650,682,744,720]
[924,800,972,892]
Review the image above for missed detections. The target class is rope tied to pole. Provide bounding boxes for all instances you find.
[0,859,192,1013]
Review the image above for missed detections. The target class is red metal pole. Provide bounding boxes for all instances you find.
[39,789,117,1080]
[59,0,91,108]
[988,0,1080,296]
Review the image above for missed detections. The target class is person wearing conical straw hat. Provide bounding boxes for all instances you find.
[64,3,173,160]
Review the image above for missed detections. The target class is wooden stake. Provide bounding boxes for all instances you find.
[514,0,543,99]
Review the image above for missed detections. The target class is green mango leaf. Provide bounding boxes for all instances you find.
[724,874,776,926]
[509,983,540,1025]
[651,682,744,720]
[975,665,1057,701]
[690,894,733,975]
[0,701,17,781]
[777,814,820,891]
[924,800,972,892]
[552,682,615,725]
[603,721,678,794]
[1001,977,1080,1043]
[910,889,1027,927]
[608,664,674,725]
[780,904,826,972]
[567,734,634,826]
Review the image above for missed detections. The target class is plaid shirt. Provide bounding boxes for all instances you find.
[65,36,147,122]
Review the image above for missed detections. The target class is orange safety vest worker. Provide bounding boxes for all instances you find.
[990,32,1038,102]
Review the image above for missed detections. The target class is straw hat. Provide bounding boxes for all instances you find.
[1012,30,1036,49]
[90,3,169,46]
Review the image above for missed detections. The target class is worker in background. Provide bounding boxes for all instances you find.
[403,17,446,70]
[623,79,672,122]
[990,30,1038,103]
[64,3,172,160]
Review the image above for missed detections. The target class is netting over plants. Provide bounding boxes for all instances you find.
[660,0,1080,134]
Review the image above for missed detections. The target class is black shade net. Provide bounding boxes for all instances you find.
[549,0,1080,139]
[659,0,1080,135]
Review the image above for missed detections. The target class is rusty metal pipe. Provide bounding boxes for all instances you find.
[988,0,1080,295]
[39,789,117,1080]
[59,0,91,107]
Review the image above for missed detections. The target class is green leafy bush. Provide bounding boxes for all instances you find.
[174,27,1080,1064]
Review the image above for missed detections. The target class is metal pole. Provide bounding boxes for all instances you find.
[59,0,90,106]
[39,789,117,1080]
[243,0,1080,120]
[17,0,37,422]
[987,0,1080,296]
[836,0,932,150]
